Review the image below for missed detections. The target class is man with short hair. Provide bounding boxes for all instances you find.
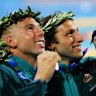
[42,11,96,96]
[0,7,60,96]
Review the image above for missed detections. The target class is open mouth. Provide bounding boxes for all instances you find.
[35,40,45,47]
[72,45,82,51]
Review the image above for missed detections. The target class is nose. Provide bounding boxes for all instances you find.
[37,27,44,37]
[74,32,84,43]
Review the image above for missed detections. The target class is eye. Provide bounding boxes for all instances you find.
[28,26,34,30]
[69,30,74,34]
[66,30,74,36]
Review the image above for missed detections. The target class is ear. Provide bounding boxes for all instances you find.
[48,43,55,51]
[5,35,17,48]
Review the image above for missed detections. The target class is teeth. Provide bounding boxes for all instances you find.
[75,46,82,49]
[36,42,44,45]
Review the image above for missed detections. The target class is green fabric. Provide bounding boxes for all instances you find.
[59,64,79,96]
[46,57,96,96]
[12,56,36,79]
[76,56,96,96]
[63,74,79,96]
[45,64,80,96]
[0,56,47,96]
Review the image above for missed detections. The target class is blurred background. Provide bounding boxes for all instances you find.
[0,0,96,56]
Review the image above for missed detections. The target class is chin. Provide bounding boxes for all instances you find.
[72,53,83,59]
[77,53,83,58]
[71,55,83,62]
[37,49,45,54]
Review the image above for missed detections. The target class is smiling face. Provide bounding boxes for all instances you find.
[5,17,45,57]
[51,19,84,63]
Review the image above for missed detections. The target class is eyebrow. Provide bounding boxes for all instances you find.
[25,24,34,28]
[69,27,78,31]
[25,23,40,28]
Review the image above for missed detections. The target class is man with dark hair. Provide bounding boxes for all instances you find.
[0,7,60,96]
[91,30,96,49]
[42,11,96,96]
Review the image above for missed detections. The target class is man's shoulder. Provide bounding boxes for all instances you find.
[0,62,15,76]
[79,56,96,69]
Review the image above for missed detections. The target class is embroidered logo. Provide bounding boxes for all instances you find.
[83,73,93,83]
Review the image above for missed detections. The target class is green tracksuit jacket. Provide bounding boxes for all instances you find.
[45,56,96,96]
[0,56,47,96]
